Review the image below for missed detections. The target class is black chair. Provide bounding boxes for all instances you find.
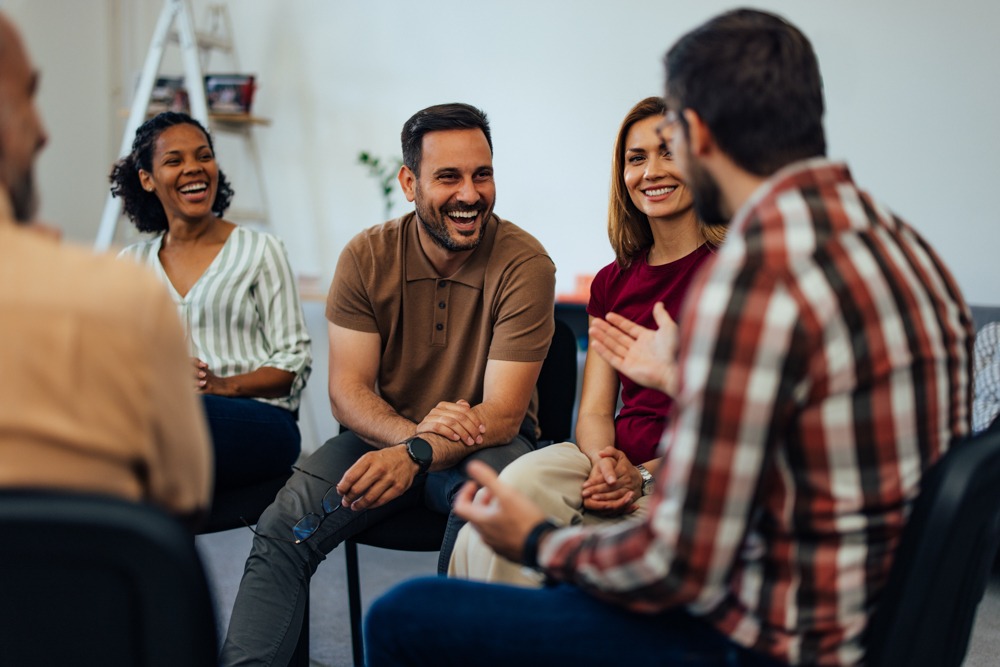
[198,470,292,535]
[196,471,311,666]
[865,426,1000,666]
[344,316,580,666]
[0,490,218,667]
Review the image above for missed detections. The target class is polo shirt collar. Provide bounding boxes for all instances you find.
[404,212,497,290]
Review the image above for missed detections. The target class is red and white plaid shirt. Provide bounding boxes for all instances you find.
[540,159,974,666]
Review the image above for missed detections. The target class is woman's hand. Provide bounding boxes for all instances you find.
[580,446,642,516]
[192,358,233,396]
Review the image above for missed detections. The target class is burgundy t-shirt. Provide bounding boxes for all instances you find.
[587,243,713,464]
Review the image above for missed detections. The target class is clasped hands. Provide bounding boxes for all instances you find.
[336,399,486,512]
[193,357,229,394]
[582,447,642,516]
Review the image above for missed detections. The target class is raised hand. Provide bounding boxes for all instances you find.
[588,301,679,397]
[453,460,547,563]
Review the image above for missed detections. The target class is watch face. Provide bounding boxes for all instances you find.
[408,437,433,468]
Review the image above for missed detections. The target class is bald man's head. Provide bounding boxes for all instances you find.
[0,12,46,223]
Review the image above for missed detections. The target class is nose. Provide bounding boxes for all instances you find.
[456,176,480,205]
[182,157,204,173]
[644,155,668,180]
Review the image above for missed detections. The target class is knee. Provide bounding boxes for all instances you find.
[497,450,552,496]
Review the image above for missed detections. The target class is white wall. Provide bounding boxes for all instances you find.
[8,0,1000,309]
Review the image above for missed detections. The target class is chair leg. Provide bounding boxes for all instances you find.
[346,539,365,667]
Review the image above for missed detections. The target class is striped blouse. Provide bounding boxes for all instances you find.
[540,159,973,666]
[119,225,311,413]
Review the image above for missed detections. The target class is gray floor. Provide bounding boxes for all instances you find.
[197,528,1000,667]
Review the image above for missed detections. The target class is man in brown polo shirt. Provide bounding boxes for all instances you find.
[222,102,556,666]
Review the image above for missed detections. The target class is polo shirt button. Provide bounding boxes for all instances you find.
[436,323,444,331]
[438,301,446,309]
[438,280,447,288]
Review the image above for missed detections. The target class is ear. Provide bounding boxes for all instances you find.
[398,165,416,203]
[138,169,155,193]
[682,109,715,158]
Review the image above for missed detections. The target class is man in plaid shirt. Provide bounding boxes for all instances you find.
[365,9,974,666]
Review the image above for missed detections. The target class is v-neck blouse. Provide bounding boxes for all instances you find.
[119,225,311,411]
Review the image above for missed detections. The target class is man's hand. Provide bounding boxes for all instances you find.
[588,301,679,396]
[416,399,486,446]
[453,460,547,563]
[336,445,418,512]
[581,447,640,516]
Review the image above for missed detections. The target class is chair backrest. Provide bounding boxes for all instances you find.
[536,317,579,444]
[0,490,218,667]
[864,427,1000,667]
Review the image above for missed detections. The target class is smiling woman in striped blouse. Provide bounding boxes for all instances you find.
[110,111,311,493]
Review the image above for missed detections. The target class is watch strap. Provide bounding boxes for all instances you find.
[522,519,559,570]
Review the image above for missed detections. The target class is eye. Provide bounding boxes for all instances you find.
[474,169,493,181]
[627,154,646,165]
[659,146,673,160]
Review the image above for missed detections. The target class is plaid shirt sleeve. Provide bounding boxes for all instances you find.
[973,322,1000,432]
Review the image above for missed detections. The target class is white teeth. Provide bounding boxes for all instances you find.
[180,183,208,193]
[449,211,477,219]
[645,186,676,196]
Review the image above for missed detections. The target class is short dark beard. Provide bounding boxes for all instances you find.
[413,187,486,253]
[9,170,38,223]
[686,153,729,227]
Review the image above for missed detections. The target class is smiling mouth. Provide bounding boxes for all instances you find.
[644,186,677,197]
[448,209,479,224]
[179,183,209,195]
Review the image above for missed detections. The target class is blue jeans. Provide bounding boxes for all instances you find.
[220,430,534,666]
[366,578,785,667]
[203,395,301,491]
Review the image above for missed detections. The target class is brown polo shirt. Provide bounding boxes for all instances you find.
[327,213,555,430]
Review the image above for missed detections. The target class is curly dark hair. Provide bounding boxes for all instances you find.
[109,111,235,233]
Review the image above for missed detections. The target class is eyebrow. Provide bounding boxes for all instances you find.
[160,144,212,158]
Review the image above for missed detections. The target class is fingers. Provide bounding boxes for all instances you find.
[583,490,636,514]
[339,447,427,511]
[604,311,648,338]
[597,456,618,485]
[418,401,486,445]
[454,479,480,507]
[651,301,675,329]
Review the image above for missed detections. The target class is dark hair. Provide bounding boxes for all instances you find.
[664,8,826,176]
[400,103,492,176]
[109,111,234,233]
[608,97,726,268]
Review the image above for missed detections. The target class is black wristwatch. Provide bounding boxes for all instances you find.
[405,437,433,475]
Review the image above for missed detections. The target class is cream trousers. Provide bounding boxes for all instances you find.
[448,441,650,587]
